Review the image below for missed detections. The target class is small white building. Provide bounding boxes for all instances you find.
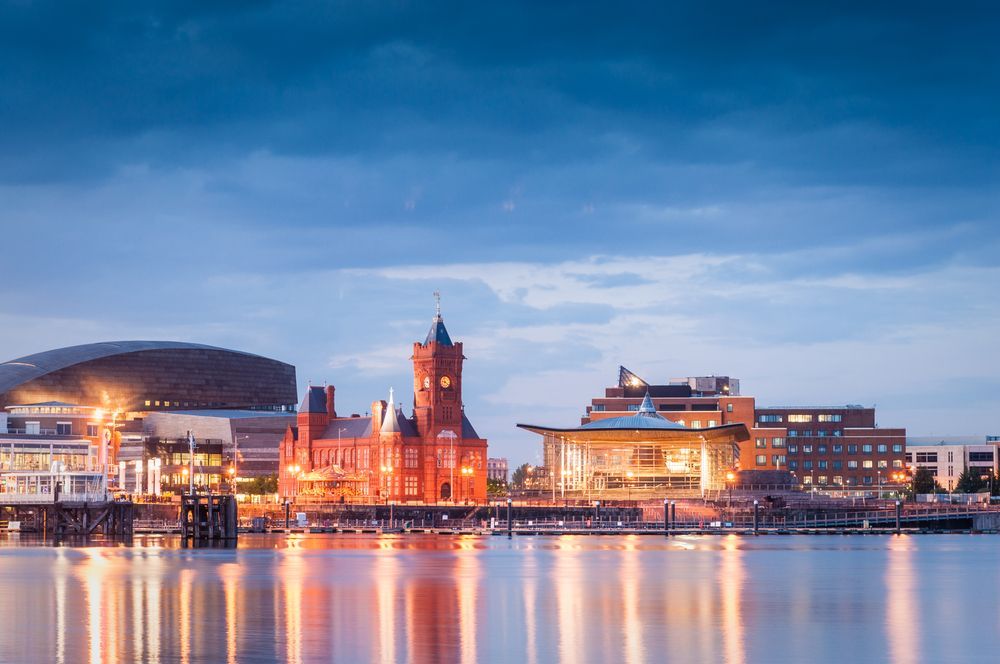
[487,457,509,483]
[906,436,999,491]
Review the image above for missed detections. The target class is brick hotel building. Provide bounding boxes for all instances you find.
[583,367,906,489]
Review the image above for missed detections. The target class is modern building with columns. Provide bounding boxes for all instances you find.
[517,393,749,499]
[278,307,488,504]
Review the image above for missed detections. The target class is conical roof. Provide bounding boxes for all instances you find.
[424,316,453,346]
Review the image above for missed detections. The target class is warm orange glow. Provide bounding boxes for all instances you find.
[726,471,735,482]
[93,408,105,421]
[227,467,235,476]
[181,468,189,476]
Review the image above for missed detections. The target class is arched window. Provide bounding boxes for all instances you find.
[440,482,452,500]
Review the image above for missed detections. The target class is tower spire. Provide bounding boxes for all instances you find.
[433,290,441,320]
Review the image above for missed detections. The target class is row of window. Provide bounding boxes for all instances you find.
[787,443,903,454]
[752,455,905,471]
[758,413,844,423]
[802,476,881,486]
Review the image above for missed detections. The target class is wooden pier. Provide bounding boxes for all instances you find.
[1,501,134,538]
[180,494,238,543]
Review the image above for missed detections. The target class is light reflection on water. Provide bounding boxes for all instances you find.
[0,534,998,663]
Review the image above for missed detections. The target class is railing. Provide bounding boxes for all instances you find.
[0,489,109,504]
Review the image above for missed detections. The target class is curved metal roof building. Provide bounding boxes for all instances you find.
[0,341,297,412]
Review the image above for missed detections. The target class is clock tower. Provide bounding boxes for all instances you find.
[412,294,464,439]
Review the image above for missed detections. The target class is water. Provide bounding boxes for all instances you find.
[0,533,997,663]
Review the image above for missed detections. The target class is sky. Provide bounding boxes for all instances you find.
[1,1,998,463]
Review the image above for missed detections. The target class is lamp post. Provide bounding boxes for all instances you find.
[877,470,882,500]
[288,464,301,499]
[228,466,236,494]
[461,466,474,505]
[380,464,393,503]
[625,470,634,502]
[337,427,347,466]
[187,430,195,495]
[726,470,735,513]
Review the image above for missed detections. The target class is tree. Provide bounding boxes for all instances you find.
[511,463,532,489]
[954,468,986,494]
[487,478,508,496]
[243,474,278,495]
[911,467,940,495]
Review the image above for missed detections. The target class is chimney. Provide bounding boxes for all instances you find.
[371,400,387,433]
[325,385,337,419]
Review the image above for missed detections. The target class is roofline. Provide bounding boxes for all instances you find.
[517,422,750,440]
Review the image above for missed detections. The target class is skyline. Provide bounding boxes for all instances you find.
[2,2,998,461]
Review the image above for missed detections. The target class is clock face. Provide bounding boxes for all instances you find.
[423,376,431,389]
[440,375,452,389]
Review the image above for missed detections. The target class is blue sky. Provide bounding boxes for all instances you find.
[1,2,998,462]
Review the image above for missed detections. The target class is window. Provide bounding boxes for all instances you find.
[969,451,994,462]
[789,461,798,470]
[627,404,639,412]
[772,437,786,448]
[892,444,903,453]
[755,438,767,448]
[817,430,828,437]
[86,425,98,437]
[727,403,733,413]
[832,444,843,453]
[758,414,783,423]
[788,414,813,423]
[404,448,419,469]
[144,400,151,407]
[803,445,813,454]
[833,430,842,437]
[756,455,767,465]
[818,414,842,422]
[877,444,887,453]
[947,451,954,462]
[818,445,827,454]
[818,460,828,469]
[817,476,828,485]
[892,460,903,468]
[803,461,813,470]
[803,476,813,485]
[26,422,40,435]
[863,460,873,469]
[862,444,873,453]
[690,420,702,428]
[847,460,858,469]
[788,445,798,454]
[772,455,786,466]
[592,404,605,412]
[832,460,843,470]
[878,460,888,469]
[708,420,717,427]
[863,476,873,485]
[915,452,937,463]
[788,430,798,437]
[56,422,72,435]
[833,476,843,485]
[404,476,419,496]
[848,445,858,454]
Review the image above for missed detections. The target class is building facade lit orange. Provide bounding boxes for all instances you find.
[279,309,488,503]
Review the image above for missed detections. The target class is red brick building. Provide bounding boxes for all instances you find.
[583,367,906,490]
[279,310,488,503]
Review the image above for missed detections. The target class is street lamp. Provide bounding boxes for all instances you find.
[228,466,236,494]
[726,471,736,511]
[625,470,635,502]
[461,466,474,504]
[288,464,301,498]
[380,464,393,503]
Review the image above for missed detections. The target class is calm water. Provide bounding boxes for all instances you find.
[0,533,997,663]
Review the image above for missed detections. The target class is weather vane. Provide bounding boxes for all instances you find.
[433,290,441,318]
